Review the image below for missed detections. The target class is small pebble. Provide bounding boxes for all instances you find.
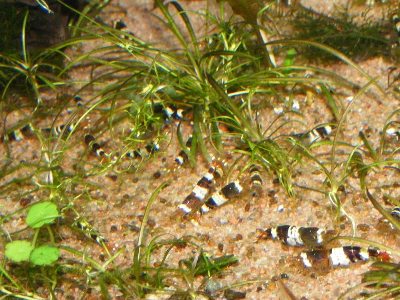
[219,218,229,225]
[233,233,243,241]
[205,279,223,295]
[280,273,289,279]
[345,96,354,103]
[274,107,284,115]
[357,223,370,232]
[147,218,156,228]
[19,197,32,207]
[224,289,246,300]
[292,99,300,112]
[126,222,140,232]
[107,174,118,181]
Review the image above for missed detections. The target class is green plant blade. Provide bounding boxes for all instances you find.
[181,253,239,277]
[366,190,400,231]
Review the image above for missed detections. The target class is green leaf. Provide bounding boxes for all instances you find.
[283,48,297,67]
[30,245,60,266]
[181,253,239,277]
[26,201,59,229]
[5,240,34,263]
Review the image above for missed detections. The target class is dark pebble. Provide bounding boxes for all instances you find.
[107,174,118,181]
[19,197,32,207]
[224,289,246,300]
[357,223,370,232]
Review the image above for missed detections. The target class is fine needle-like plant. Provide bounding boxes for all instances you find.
[1,0,399,298]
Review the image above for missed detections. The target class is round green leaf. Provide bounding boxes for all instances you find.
[5,240,34,263]
[30,245,60,266]
[26,201,59,229]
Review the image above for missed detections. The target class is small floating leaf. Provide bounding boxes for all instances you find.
[5,240,34,263]
[30,245,60,266]
[26,201,59,228]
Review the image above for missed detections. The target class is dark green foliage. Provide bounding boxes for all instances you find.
[1,1,400,299]
[290,6,392,62]
[0,4,25,53]
[362,261,400,298]
[348,150,368,192]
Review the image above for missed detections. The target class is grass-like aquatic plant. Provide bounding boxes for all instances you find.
[0,0,399,298]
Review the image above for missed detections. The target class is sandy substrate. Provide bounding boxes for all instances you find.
[1,0,399,299]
